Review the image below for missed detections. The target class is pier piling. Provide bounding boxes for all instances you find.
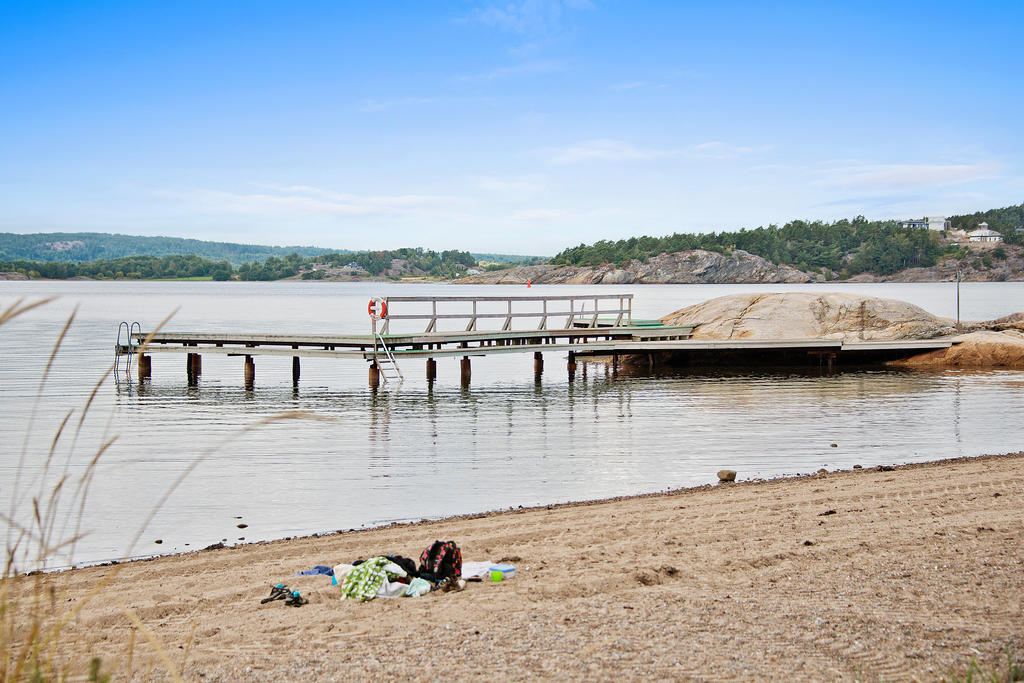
[567,351,577,378]
[534,351,544,374]
[292,353,300,386]
[426,358,436,381]
[368,362,380,387]
[138,354,151,381]
[460,356,471,385]
[244,356,255,388]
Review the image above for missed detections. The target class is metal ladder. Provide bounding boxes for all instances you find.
[114,321,141,378]
[373,332,404,384]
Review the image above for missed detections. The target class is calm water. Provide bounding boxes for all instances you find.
[2,280,1023,568]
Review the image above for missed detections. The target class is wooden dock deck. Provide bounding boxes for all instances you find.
[114,294,957,386]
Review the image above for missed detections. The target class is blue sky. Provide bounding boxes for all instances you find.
[1,1,1021,255]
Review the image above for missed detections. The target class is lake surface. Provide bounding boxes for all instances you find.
[2,280,1023,568]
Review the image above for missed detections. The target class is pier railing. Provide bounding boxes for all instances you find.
[380,294,633,334]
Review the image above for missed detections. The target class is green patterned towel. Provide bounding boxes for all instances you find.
[340,556,406,601]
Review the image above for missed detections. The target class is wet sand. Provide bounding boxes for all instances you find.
[21,452,1024,680]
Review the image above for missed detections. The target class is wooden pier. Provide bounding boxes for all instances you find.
[115,294,957,387]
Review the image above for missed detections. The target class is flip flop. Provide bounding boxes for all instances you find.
[260,584,290,604]
[285,590,309,607]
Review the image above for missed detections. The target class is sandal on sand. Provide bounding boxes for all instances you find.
[260,584,291,604]
[440,577,466,593]
[285,590,309,607]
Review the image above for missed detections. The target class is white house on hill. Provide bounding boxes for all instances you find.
[901,216,950,231]
[968,223,1003,243]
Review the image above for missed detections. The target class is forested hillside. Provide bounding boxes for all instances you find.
[552,205,1023,277]
[0,232,338,264]
[947,203,1024,242]
[0,248,482,281]
[0,255,235,280]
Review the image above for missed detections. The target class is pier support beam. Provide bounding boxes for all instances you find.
[138,354,151,381]
[244,356,255,388]
[808,350,838,374]
[567,351,577,378]
[191,353,202,377]
[426,358,436,381]
[368,362,380,388]
[534,351,543,374]
[460,356,471,385]
[292,355,300,386]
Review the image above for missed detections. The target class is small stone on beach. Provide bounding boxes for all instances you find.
[154,539,163,544]
[853,464,862,469]
[237,523,248,529]
[717,469,737,482]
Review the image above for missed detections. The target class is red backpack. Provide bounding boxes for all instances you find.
[417,540,462,581]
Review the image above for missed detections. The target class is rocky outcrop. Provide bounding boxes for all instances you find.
[460,243,1024,285]
[846,244,1024,283]
[892,330,1024,369]
[455,250,814,285]
[0,271,29,280]
[658,291,1024,367]
[660,292,959,342]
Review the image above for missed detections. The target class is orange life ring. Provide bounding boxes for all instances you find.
[367,299,376,316]
[379,300,388,318]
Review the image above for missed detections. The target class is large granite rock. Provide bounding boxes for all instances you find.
[660,292,959,341]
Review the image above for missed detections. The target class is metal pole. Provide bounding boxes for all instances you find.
[956,268,962,332]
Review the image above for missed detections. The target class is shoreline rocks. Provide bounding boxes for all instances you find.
[457,244,1024,285]
[456,249,815,285]
[660,291,1024,368]
[892,330,1024,369]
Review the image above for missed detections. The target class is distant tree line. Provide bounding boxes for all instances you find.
[552,216,955,277]
[0,232,340,265]
[306,247,477,278]
[0,247,482,281]
[0,254,234,280]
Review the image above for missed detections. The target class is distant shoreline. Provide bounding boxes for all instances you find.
[5,273,1024,284]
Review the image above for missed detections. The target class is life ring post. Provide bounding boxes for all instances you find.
[368,298,389,321]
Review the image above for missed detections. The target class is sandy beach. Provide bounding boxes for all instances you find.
[14,452,1024,681]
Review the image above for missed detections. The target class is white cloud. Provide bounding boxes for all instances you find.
[460,59,564,81]
[547,139,678,164]
[512,208,570,220]
[469,0,592,34]
[357,97,433,112]
[473,175,543,192]
[163,185,458,217]
[815,162,1000,191]
[688,141,773,160]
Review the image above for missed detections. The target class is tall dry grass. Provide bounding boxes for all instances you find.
[0,297,322,681]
